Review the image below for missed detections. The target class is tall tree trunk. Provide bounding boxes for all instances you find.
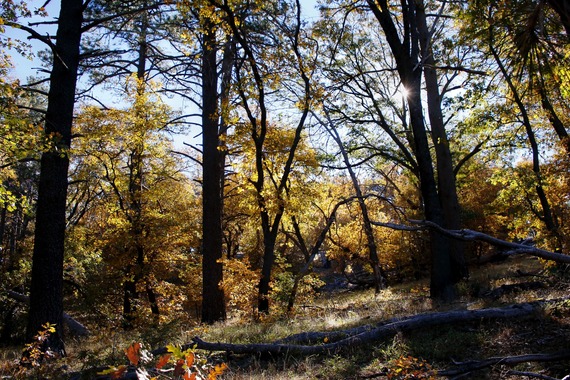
[122,145,145,328]
[256,117,306,313]
[415,1,467,283]
[146,282,160,325]
[0,207,6,256]
[7,211,17,268]
[27,0,83,355]
[122,268,137,329]
[256,104,308,313]
[407,77,453,301]
[366,0,455,301]
[219,38,235,260]
[201,17,226,323]
[218,0,311,314]
[257,222,278,313]
[122,6,161,325]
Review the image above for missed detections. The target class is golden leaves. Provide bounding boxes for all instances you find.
[97,342,228,380]
[208,363,228,380]
[220,258,261,313]
[386,355,437,380]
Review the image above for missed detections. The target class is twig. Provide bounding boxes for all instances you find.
[6,291,90,337]
[438,351,570,377]
[506,370,560,380]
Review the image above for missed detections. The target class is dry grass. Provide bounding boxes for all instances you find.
[210,256,570,379]
[1,255,569,379]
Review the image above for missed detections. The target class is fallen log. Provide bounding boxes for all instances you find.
[159,301,551,356]
[6,290,90,337]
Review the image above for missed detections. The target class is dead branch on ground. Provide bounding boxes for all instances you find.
[150,300,569,357]
[437,351,570,378]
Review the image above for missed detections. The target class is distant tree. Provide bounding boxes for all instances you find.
[313,109,387,292]
[213,0,315,313]
[460,0,567,250]
[74,96,192,319]
[230,116,321,313]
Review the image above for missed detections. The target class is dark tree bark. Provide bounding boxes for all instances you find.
[415,1,468,283]
[366,0,456,301]
[257,226,279,313]
[217,4,272,314]
[372,219,570,263]
[121,144,146,328]
[409,219,570,264]
[0,207,5,252]
[219,37,235,260]
[27,0,84,354]
[201,16,226,323]
[121,5,162,326]
[122,271,137,328]
[256,35,312,313]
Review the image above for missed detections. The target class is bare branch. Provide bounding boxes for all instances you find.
[373,219,570,264]
[6,291,90,337]
[171,150,202,166]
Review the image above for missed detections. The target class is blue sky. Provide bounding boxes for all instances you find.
[5,0,320,81]
[3,0,320,149]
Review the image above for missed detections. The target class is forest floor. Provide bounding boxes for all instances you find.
[1,255,570,379]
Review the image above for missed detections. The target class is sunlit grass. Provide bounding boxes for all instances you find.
[1,256,568,379]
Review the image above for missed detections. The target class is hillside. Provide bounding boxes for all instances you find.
[2,254,569,379]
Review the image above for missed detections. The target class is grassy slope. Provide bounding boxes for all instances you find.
[1,255,569,379]
[210,256,570,379]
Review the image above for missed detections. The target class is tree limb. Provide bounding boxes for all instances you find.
[151,301,553,356]
[6,291,90,337]
[372,219,570,264]
[410,220,570,264]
